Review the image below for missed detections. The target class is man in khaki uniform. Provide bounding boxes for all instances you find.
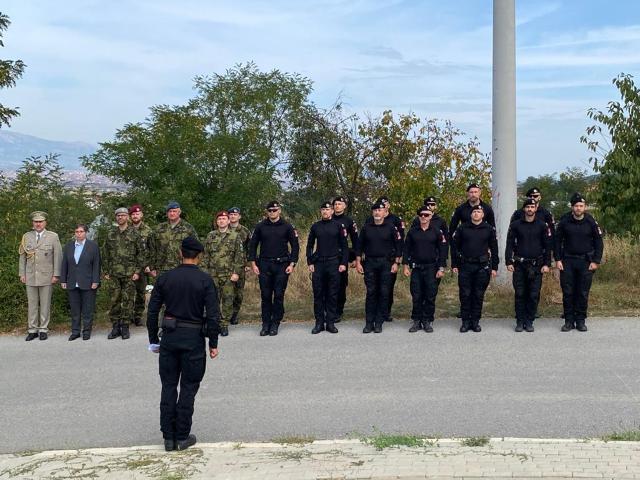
[19,211,62,341]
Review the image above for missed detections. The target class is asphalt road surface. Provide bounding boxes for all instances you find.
[2,317,639,453]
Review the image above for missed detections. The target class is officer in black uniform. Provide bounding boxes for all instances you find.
[410,196,449,236]
[332,195,359,322]
[505,198,553,332]
[365,196,405,320]
[307,201,349,334]
[248,201,300,336]
[555,193,604,332]
[510,187,556,238]
[449,183,496,235]
[403,206,448,333]
[147,236,220,452]
[451,204,499,332]
[356,201,403,333]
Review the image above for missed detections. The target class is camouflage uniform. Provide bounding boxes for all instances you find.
[102,226,144,328]
[202,229,244,328]
[149,220,198,275]
[132,221,153,325]
[229,223,251,321]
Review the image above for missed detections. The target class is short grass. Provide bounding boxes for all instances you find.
[460,436,490,447]
[601,429,640,441]
[270,434,316,445]
[360,430,437,450]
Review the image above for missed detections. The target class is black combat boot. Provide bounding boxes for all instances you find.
[576,322,588,332]
[107,325,121,339]
[311,324,324,334]
[229,313,238,325]
[472,322,482,333]
[373,324,382,333]
[176,434,196,451]
[515,321,524,332]
[424,321,433,333]
[121,324,130,340]
[459,321,469,333]
[269,323,279,336]
[524,321,534,332]
[560,321,573,332]
[164,437,177,451]
[220,326,229,337]
[408,320,421,333]
[25,333,38,341]
[362,324,373,334]
[326,324,338,334]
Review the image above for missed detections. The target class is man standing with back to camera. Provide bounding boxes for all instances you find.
[147,236,220,452]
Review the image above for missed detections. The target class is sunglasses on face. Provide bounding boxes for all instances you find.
[419,213,433,217]
[267,208,279,213]
[426,203,436,207]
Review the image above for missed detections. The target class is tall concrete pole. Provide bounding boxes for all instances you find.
[492,0,517,284]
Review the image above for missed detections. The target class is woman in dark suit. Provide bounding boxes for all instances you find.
[60,224,101,340]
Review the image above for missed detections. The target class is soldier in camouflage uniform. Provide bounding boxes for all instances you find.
[129,204,153,326]
[227,207,251,325]
[202,211,244,336]
[149,201,198,277]
[102,207,144,340]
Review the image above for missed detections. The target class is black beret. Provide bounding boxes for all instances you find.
[181,236,203,253]
[471,204,484,212]
[371,201,386,210]
[467,183,480,191]
[333,196,348,204]
[265,201,281,209]
[227,207,241,214]
[423,196,437,205]
[522,198,537,208]
[320,201,333,209]
[377,196,390,203]
[416,206,432,216]
[526,187,541,197]
[570,193,586,206]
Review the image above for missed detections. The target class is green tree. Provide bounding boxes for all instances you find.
[0,12,25,127]
[581,73,640,234]
[83,63,312,232]
[288,107,491,221]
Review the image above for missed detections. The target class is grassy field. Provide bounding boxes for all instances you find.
[3,235,639,334]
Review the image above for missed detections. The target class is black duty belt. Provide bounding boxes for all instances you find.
[176,320,203,329]
[260,256,290,263]
[514,255,544,265]
[564,253,590,260]
[411,262,436,269]
[316,255,339,262]
[461,256,489,264]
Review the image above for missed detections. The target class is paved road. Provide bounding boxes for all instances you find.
[1,317,639,453]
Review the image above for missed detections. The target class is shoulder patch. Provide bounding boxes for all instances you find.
[352,222,358,233]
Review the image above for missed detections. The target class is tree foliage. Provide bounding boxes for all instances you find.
[0,12,26,127]
[82,63,312,232]
[581,73,640,234]
[288,106,491,220]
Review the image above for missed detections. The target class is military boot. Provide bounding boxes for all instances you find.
[515,321,524,332]
[229,313,238,325]
[311,324,324,334]
[269,323,279,336]
[576,322,588,332]
[326,324,338,334]
[560,321,573,332]
[373,324,382,333]
[121,324,130,340]
[220,326,229,337]
[424,321,434,333]
[524,323,535,332]
[107,325,121,339]
[459,322,469,333]
[362,324,373,334]
[408,320,421,333]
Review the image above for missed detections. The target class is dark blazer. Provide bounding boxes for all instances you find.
[60,239,101,290]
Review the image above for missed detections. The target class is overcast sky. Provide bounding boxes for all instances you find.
[2,0,640,178]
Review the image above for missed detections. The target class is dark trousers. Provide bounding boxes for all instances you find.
[387,272,398,316]
[159,328,206,442]
[364,258,393,328]
[337,269,348,317]
[512,262,543,327]
[409,265,439,324]
[458,262,491,328]
[560,257,594,327]
[68,287,97,335]
[258,259,290,330]
[312,259,340,327]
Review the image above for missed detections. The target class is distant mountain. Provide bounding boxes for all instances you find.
[0,130,96,171]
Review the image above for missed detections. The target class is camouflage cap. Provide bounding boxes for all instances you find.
[30,211,47,221]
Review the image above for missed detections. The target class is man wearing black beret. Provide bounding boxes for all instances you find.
[147,236,221,452]
[555,193,604,332]
[332,196,359,322]
[449,183,496,236]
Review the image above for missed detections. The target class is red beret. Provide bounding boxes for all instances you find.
[129,204,142,214]
[216,210,229,218]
